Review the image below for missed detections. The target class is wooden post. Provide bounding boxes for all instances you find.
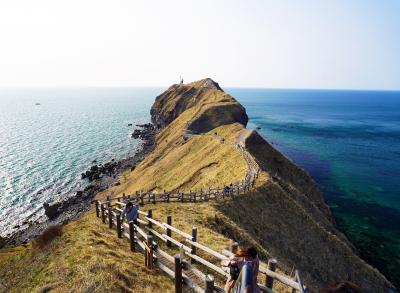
[95,201,100,217]
[265,258,277,289]
[140,193,144,206]
[179,246,185,262]
[237,184,240,195]
[106,195,111,208]
[116,214,122,238]
[200,188,203,201]
[174,254,183,293]
[129,221,135,252]
[167,193,170,203]
[147,235,154,270]
[181,192,184,203]
[147,209,153,235]
[193,192,197,203]
[122,193,126,200]
[191,227,197,264]
[108,207,113,229]
[231,242,238,254]
[101,204,106,223]
[145,240,148,267]
[205,275,214,293]
[167,215,172,248]
[152,194,156,204]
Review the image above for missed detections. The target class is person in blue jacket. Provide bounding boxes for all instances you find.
[121,202,138,224]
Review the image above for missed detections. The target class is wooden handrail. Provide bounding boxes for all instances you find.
[145,227,167,243]
[163,223,192,239]
[185,239,228,261]
[145,217,166,230]
[185,252,229,277]
[259,267,300,290]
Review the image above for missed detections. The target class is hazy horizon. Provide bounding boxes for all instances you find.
[1,84,400,92]
[1,1,400,90]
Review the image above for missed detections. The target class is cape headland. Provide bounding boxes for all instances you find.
[0,78,396,292]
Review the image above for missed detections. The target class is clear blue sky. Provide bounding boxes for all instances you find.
[0,0,399,89]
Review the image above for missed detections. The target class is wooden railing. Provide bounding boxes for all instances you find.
[98,164,259,208]
[95,198,307,293]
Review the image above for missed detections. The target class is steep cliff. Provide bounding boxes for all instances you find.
[151,78,248,132]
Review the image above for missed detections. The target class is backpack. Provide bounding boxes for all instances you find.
[229,263,240,280]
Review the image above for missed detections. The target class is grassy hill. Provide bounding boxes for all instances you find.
[0,78,395,293]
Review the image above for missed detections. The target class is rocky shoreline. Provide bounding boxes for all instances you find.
[6,123,156,246]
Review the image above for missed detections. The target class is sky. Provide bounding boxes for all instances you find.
[0,0,399,90]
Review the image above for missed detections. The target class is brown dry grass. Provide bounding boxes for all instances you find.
[32,225,63,249]
[98,122,248,198]
[0,211,174,293]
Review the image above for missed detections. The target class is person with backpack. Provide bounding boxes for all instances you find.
[231,263,255,293]
[224,245,260,293]
[121,202,138,224]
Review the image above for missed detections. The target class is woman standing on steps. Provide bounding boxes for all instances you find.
[224,246,261,293]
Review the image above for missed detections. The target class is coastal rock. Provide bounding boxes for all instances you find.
[43,202,61,219]
[0,236,6,248]
[131,124,155,140]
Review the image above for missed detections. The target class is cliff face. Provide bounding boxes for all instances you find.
[103,78,394,292]
[151,78,248,132]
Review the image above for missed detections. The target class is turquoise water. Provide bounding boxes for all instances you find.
[0,88,159,236]
[228,88,400,287]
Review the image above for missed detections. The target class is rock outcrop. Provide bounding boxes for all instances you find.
[151,78,248,132]
[0,236,6,249]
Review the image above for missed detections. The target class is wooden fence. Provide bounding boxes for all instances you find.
[98,167,259,209]
[95,197,307,293]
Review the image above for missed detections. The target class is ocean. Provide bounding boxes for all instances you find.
[228,88,400,287]
[0,87,399,286]
[0,87,159,236]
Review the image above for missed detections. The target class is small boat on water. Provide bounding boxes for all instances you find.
[35,103,41,105]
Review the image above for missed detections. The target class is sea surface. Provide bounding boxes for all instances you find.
[0,87,399,287]
[0,87,159,236]
[229,88,400,287]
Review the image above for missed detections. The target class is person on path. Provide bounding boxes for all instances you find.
[224,246,261,293]
[121,202,138,224]
[224,185,230,196]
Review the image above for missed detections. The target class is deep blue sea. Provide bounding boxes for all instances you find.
[228,88,400,287]
[0,87,399,286]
